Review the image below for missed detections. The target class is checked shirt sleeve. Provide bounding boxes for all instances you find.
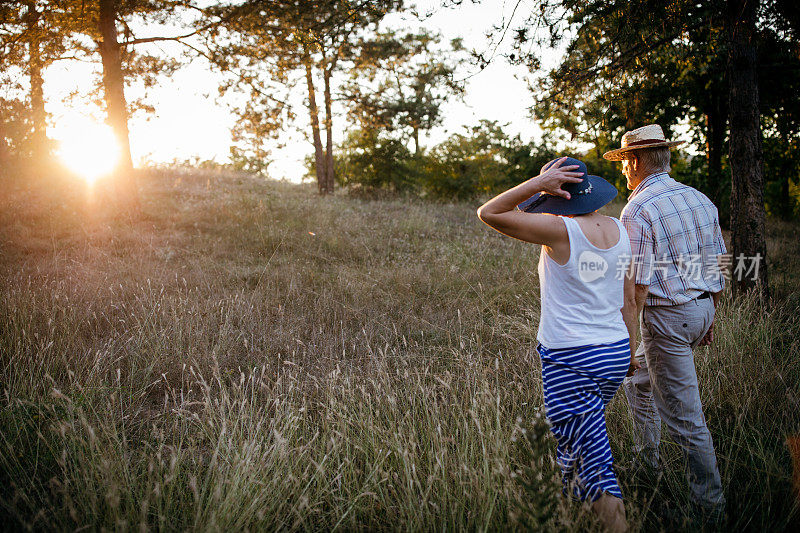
[621,206,655,286]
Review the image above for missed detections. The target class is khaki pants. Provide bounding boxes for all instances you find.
[622,297,725,513]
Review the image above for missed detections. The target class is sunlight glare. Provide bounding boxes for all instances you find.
[57,119,120,183]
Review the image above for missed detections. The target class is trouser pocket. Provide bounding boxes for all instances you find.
[645,301,714,347]
[644,304,691,344]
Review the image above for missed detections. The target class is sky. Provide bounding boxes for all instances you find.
[29,1,702,183]
[34,0,567,183]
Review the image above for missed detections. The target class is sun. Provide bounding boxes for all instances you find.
[57,118,120,184]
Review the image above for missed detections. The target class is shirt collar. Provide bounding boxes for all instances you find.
[630,171,669,199]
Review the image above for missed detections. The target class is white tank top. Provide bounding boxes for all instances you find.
[536,216,632,349]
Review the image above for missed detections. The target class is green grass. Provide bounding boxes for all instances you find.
[0,169,798,531]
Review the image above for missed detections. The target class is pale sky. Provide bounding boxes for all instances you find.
[33,1,568,182]
[31,1,700,183]
[23,0,701,188]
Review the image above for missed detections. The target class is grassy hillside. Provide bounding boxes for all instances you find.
[0,169,798,531]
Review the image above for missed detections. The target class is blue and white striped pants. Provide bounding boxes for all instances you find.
[537,338,630,502]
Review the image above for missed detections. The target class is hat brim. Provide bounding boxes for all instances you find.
[516,175,619,216]
[602,140,684,161]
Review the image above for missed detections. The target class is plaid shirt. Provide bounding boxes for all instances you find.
[620,172,727,306]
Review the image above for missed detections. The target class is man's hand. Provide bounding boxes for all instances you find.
[533,157,584,199]
[699,321,714,346]
[627,355,642,377]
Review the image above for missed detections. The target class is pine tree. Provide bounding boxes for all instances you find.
[58,0,208,209]
[0,1,73,167]
[208,0,399,195]
[343,30,467,155]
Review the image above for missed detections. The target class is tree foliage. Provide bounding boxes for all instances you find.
[505,0,800,220]
[343,29,467,154]
[206,0,399,194]
[1,0,202,203]
[333,120,560,201]
[0,1,78,164]
[494,0,800,299]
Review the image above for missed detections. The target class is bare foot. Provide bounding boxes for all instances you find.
[592,493,628,533]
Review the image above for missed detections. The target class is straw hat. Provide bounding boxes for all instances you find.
[602,124,684,161]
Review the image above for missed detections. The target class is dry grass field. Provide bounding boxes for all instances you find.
[1,169,798,531]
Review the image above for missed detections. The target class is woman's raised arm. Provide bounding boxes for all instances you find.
[476,157,584,246]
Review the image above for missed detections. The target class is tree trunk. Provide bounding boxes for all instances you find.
[97,0,139,209]
[323,66,335,194]
[24,1,47,162]
[780,161,791,217]
[412,126,420,156]
[705,85,728,225]
[28,42,46,156]
[304,55,327,195]
[778,127,793,219]
[623,92,641,131]
[726,0,769,300]
[0,121,11,178]
[707,97,725,185]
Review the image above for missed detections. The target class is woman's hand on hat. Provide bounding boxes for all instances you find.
[534,156,585,199]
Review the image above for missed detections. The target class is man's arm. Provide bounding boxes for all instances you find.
[620,205,655,310]
[629,283,650,370]
[698,227,726,347]
[699,290,721,346]
[621,260,643,375]
[635,284,649,317]
[620,202,654,373]
[699,208,727,348]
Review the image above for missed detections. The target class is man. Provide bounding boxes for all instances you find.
[603,124,727,520]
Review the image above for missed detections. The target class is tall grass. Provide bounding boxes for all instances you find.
[0,170,797,531]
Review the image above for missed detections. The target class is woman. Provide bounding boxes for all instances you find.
[477,157,638,533]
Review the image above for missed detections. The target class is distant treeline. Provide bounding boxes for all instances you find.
[321,120,799,225]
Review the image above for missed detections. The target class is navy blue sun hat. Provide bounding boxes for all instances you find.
[516,156,618,215]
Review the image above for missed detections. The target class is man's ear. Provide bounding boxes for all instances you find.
[629,154,639,171]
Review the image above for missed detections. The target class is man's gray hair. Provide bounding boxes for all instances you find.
[633,147,671,173]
